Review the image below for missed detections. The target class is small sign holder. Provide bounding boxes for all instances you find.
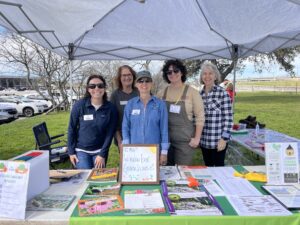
[120,144,159,184]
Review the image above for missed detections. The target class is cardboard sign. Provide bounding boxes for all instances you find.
[265,142,299,184]
[0,160,30,219]
[120,144,159,184]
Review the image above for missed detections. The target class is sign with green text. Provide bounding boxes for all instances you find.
[120,145,159,184]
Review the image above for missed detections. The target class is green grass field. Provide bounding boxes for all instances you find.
[0,92,299,168]
[237,79,300,86]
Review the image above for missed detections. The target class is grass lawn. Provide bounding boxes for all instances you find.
[0,92,299,168]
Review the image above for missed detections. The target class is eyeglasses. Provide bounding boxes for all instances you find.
[88,83,106,89]
[121,74,132,78]
[137,78,152,84]
[166,69,180,76]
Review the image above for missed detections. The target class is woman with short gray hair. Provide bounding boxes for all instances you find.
[199,61,233,166]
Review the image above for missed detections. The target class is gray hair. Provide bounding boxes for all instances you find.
[199,61,221,85]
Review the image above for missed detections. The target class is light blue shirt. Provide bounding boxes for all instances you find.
[122,96,169,154]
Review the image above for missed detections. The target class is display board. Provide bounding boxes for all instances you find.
[120,144,159,184]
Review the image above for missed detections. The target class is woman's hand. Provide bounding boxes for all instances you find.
[189,137,200,148]
[160,154,168,166]
[217,138,227,151]
[69,154,79,167]
[94,155,105,168]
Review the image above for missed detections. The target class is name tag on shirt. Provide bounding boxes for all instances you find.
[83,114,94,120]
[131,109,140,115]
[120,101,128,105]
[170,104,181,114]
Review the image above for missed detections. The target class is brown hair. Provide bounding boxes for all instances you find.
[115,65,137,89]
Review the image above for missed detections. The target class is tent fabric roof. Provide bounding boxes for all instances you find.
[1,0,300,60]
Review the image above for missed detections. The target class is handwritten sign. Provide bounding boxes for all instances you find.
[120,144,159,184]
[0,160,30,219]
[265,142,299,184]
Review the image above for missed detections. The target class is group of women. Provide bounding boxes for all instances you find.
[67,60,233,169]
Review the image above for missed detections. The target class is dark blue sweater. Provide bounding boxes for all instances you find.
[67,98,118,158]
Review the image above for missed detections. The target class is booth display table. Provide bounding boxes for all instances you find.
[1,166,300,225]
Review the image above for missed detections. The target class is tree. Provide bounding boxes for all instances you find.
[183,46,300,82]
[0,33,76,110]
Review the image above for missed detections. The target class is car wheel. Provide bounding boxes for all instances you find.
[23,107,34,117]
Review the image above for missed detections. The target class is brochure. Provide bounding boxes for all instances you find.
[51,171,90,185]
[227,195,292,216]
[161,180,222,216]
[262,185,300,208]
[160,166,181,181]
[177,166,211,179]
[124,189,166,215]
[26,194,75,211]
[87,168,118,183]
[78,195,124,216]
[84,183,121,197]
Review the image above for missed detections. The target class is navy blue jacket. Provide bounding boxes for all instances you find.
[67,98,118,158]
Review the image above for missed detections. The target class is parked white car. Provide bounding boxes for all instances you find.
[14,96,51,112]
[0,103,18,124]
[0,97,45,117]
[23,94,53,109]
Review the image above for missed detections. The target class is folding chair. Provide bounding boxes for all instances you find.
[32,122,69,167]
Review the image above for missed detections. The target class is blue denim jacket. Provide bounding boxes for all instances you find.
[122,96,169,153]
[67,98,118,158]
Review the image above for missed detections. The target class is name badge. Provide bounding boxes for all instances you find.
[170,104,181,114]
[120,101,128,106]
[83,114,94,120]
[131,109,140,115]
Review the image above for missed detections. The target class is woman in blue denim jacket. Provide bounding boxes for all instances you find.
[122,70,169,166]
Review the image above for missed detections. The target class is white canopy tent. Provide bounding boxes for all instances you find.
[0,0,300,108]
[0,0,300,61]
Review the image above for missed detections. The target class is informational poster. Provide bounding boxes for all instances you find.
[120,144,159,184]
[0,160,30,219]
[265,142,299,184]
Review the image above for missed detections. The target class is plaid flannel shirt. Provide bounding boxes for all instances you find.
[200,85,233,149]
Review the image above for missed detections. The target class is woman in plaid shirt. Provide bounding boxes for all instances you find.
[199,61,233,166]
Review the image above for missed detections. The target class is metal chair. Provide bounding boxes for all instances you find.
[32,122,69,167]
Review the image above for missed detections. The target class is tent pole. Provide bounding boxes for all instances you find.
[232,45,239,120]
[68,43,75,110]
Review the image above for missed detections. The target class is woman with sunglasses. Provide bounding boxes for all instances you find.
[122,70,169,166]
[110,65,139,152]
[67,74,118,169]
[159,60,205,166]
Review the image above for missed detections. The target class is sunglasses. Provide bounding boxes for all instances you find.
[166,69,180,76]
[88,83,106,89]
[137,78,152,84]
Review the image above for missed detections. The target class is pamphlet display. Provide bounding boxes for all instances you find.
[0,160,30,219]
[120,144,159,184]
[265,142,299,184]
